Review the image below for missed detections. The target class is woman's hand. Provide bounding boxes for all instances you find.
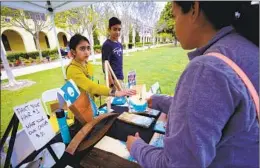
[126,132,141,152]
[146,97,152,108]
[146,92,153,108]
[115,89,136,97]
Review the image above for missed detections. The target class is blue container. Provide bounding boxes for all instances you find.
[129,100,147,112]
[112,97,127,105]
[56,109,71,144]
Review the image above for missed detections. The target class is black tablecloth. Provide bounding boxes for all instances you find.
[17,105,161,168]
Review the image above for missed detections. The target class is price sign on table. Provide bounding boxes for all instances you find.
[128,70,136,88]
[13,99,55,150]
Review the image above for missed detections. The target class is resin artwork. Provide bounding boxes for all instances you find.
[117,112,155,128]
[129,85,148,112]
[94,136,136,162]
[149,133,164,148]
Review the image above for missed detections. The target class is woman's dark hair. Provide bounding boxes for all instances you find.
[109,17,121,29]
[69,34,90,50]
[175,1,259,46]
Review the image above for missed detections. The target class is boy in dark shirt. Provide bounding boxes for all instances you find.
[102,17,124,87]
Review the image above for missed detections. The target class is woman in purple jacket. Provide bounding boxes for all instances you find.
[126,1,259,168]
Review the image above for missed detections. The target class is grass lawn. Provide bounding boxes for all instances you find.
[1,45,189,136]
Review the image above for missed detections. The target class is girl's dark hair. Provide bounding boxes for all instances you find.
[69,34,90,50]
[109,17,121,29]
[175,1,259,46]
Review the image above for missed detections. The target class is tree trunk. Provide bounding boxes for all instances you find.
[34,32,43,61]
[124,34,129,56]
[90,29,96,64]
[132,27,135,48]
[1,41,17,86]
[142,25,145,47]
[142,36,145,47]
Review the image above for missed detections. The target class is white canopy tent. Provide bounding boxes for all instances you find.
[1,1,95,80]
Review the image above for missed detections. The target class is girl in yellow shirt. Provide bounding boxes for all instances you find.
[66,34,136,97]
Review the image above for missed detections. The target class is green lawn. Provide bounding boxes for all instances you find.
[1,45,189,135]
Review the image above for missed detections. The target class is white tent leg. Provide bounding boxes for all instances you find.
[1,40,17,86]
[50,12,66,80]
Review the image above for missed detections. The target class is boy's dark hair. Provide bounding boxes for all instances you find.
[175,1,259,46]
[69,34,90,50]
[109,17,121,29]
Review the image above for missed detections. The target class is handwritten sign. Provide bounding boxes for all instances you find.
[127,71,136,88]
[13,99,55,150]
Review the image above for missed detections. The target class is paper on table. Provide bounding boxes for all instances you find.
[13,99,55,150]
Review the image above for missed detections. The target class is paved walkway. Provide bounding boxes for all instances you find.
[1,44,171,80]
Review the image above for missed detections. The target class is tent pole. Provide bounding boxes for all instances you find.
[1,40,17,86]
[50,12,67,80]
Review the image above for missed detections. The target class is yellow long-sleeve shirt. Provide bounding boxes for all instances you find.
[66,59,110,96]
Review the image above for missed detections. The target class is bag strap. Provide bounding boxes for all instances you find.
[66,113,119,155]
[80,148,141,168]
[77,115,117,152]
[206,52,259,122]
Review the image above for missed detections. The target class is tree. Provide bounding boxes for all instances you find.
[129,26,133,43]
[96,2,115,39]
[133,2,160,46]
[93,26,100,45]
[55,4,103,63]
[135,31,140,43]
[55,8,88,35]
[157,2,176,37]
[111,2,134,48]
[1,7,51,61]
[1,7,51,87]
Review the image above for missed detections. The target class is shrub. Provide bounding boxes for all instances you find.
[6,49,58,63]
[94,45,101,51]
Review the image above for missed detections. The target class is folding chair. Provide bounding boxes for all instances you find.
[41,88,74,133]
[41,88,60,115]
[4,129,35,167]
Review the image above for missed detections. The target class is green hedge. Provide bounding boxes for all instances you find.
[6,49,58,62]
[135,42,153,47]
[122,43,134,49]
[94,45,102,51]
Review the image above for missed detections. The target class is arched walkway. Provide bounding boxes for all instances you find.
[57,32,68,48]
[2,29,26,52]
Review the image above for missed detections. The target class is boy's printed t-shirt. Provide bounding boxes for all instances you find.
[102,39,124,80]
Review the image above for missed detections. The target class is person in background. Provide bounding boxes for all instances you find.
[102,17,124,88]
[66,34,136,98]
[126,1,259,167]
